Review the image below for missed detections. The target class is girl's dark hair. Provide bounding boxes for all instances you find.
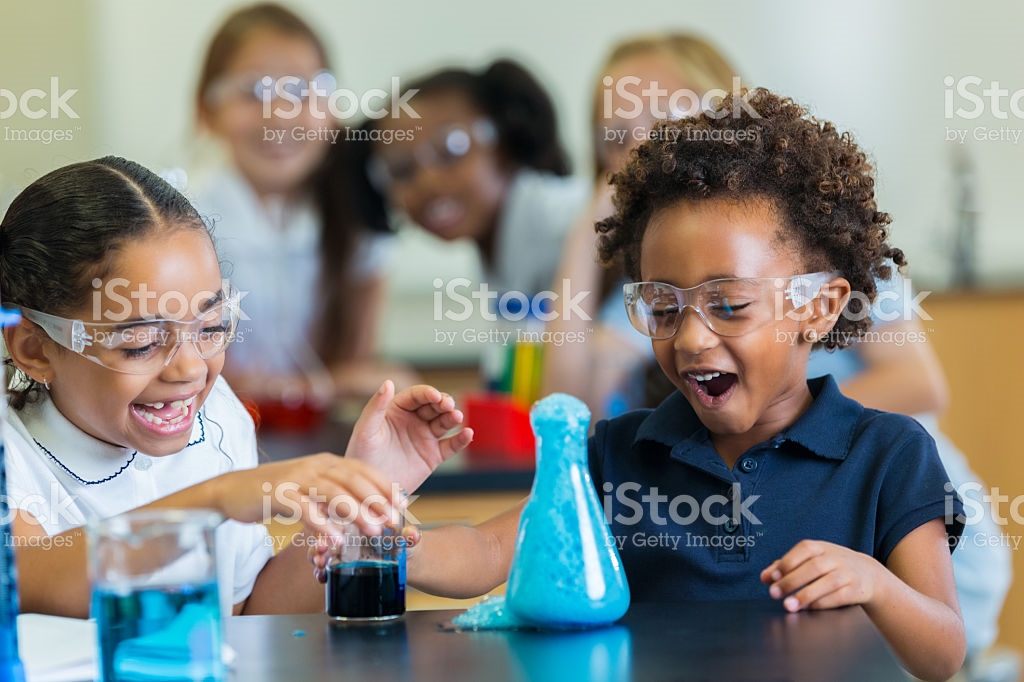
[0,156,207,408]
[409,59,572,177]
[597,88,906,351]
[352,58,572,231]
[195,3,329,118]
[312,140,392,365]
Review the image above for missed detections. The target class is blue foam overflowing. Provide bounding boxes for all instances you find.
[457,394,630,631]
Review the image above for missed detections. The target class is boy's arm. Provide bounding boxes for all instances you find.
[405,499,525,599]
[762,520,964,682]
[867,520,964,680]
[238,533,323,614]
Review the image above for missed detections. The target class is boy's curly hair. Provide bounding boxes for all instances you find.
[596,88,905,350]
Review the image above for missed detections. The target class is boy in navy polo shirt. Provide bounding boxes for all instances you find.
[335,89,965,681]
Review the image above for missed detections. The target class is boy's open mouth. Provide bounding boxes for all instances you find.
[686,371,738,407]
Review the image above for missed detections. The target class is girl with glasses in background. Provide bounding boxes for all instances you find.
[351,58,589,297]
[192,3,412,416]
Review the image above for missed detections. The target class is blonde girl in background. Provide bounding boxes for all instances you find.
[542,33,742,416]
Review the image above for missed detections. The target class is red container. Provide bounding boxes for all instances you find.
[462,392,535,464]
[249,398,327,432]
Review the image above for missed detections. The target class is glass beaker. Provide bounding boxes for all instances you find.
[325,524,407,622]
[88,509,224,682]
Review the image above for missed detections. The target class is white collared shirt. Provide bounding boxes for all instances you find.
[488,169,590,295]
[189,167,393,376]
[3,376,274,615]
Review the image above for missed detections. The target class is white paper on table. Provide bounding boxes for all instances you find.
[16,614,236,682]
[16,614,98,682]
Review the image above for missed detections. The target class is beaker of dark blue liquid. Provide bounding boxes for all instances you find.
[326,525,406,621]
[506,394,630,627]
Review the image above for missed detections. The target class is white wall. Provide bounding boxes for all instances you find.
[2,0,1023,359]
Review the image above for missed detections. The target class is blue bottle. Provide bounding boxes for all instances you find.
[506,394,630,626]
[0,306,25,682]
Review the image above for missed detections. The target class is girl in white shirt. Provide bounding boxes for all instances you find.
[192,3,409,404]
[0,156,471,618]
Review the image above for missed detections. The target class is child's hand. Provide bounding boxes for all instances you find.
[760,539,885,612]
[212,453,400,539]
[307,526,422,584]
[344,380,474,493]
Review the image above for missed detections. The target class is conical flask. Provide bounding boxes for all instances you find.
[506,394,630,627]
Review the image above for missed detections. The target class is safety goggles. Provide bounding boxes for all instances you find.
[18,291,241,374]
[367,119,497,190]
[205,70,337,107]
[623,272,837,339]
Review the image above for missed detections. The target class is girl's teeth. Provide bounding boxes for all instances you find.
[139,407,188,426]
[691,371,722,382]
[137,397,193,426]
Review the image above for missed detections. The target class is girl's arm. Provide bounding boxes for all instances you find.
[762,519,965,682]
[12,453,398,618]
[12,382,467,618]
[838,319,950,416]
[540,184,647,416]
[540,185,612,403]
[405,499,525,599]
[13,513,91,617]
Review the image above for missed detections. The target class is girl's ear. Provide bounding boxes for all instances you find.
[800,276,851,344]
[3,323,57,385]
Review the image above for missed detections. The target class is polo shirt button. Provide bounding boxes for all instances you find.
[739,458,757,473]
[134,457,151,471]
[723,519,739,534]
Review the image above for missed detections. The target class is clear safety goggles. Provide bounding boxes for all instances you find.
[367,118,497,190]
[205,70,337,107]
[623,272,836,339]
[18,291,241,374]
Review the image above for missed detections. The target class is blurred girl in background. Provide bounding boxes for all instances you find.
[542,33,742,416]
[356,59,588,296]
[192,3,408,414]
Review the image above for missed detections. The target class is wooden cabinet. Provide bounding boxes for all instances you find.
[927,291,1024,650]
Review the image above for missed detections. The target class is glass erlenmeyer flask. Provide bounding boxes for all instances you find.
[506,394,630,626]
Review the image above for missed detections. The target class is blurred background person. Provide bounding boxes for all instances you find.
[542,33,742,418]
[191,2,410,419]
[353,58,588,297]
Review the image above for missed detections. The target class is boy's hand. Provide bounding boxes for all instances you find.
[308,526,422,584]
[344,381,473,493]
[760,539,885,612]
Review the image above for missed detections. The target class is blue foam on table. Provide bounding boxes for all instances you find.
[454,394,630,631]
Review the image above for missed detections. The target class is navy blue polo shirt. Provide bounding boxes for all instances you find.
[587,375,964,602]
